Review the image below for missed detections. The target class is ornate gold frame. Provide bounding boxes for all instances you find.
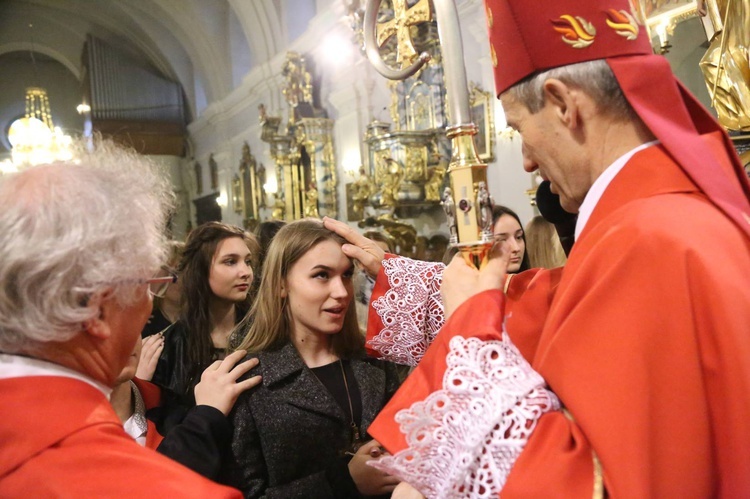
[232,174,243,214]
[469,83,495,163]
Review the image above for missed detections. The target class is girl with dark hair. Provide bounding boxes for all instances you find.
[442,204,530,273]
[152,221,259,407]
[490,205,531,273]
[225,219,401,498]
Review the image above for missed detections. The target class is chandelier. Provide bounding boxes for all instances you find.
[1,24,73,173]
[6,87,73,169]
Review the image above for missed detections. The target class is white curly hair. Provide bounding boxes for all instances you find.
[0,139,175,353]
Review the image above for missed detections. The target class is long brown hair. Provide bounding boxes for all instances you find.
[180,222,259,373]
[235,219,363,358]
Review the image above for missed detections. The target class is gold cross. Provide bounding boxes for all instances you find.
[376,0,432,68]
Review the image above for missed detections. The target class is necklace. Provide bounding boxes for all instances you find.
[339,360,362,449]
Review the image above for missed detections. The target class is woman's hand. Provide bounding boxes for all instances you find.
[194,350,261,415]
[135,333,164,381]
[348,439,400,496]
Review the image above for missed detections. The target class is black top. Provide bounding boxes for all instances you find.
[310,360,363,436]
[141,307,173,338]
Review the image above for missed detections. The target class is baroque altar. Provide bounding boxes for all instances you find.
[260,52,338,221]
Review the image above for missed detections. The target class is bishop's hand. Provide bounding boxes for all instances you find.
[442,243,509,319]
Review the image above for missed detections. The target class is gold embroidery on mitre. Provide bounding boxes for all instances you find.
[605,9,639,40]
[491,44,498,67]
[486,5,493,29]
[552,15,596,48]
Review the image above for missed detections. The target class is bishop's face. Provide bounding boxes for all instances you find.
[500,92,591,213]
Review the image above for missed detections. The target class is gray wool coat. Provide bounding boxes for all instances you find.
[222,342,401,499]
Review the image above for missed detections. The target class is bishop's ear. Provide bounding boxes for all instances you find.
[542,78,580,129]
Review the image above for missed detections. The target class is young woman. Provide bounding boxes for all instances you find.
[224,219,401,498]
[151,222,259,408]
[442,205,531,274]
[490,205,531,273]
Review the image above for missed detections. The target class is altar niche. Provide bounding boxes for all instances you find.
[260,52,337,222]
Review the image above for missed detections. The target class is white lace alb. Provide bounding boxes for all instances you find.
[369,257,446,366]
[369,334,560,499]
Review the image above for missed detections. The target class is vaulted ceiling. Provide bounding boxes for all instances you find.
[0,0,312,117]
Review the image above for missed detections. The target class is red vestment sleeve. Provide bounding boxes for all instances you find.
[368,290,560,498]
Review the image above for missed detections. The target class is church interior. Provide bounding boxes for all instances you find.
[0,0,744,254]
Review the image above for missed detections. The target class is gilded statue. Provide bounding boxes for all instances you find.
[256,163,267,208]
[424,165,445,202]
[304,182,320,218]
[352,166,376,215]
[476,181,494,234]
[698,0,750,131]
[442,186,457,242]
[272,196,285,220]
[379,156,403,208]
[282,52,313,118]
[403,147,425,182]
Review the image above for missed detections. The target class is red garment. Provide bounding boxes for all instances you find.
[368,290,559,497]
[366,140,750,496]
[0,376,241,498]
[503,139,750,497]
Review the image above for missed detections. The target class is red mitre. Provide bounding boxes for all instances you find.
[484,0,750,237]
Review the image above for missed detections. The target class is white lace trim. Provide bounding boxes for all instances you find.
[369,334,560,499]
[369,257,446,366]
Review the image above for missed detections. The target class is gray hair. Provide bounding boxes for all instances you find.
[0,139,175,352]
[506,59,636,120]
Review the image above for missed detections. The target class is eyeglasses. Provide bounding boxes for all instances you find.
[146,267,178,298]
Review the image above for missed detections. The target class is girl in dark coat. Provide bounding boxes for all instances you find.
[226,219,401,498]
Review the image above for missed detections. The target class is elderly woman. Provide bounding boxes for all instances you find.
[0,141,241,497]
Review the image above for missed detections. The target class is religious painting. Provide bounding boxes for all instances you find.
[239,142,258,223]
[209,154,219,190]
[232,174,243,214]
[469,83,495,163]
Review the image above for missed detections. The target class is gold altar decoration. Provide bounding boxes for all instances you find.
[376,0,432,68]
[697,0,750,131]
[469,83,496,163]
[238,142,265,227]
[349,165,377,219]
[364,0,495,268]
[232,174,243,214]
[259,53,337,221]
[359,213,419,257]
[353,1,450,223]
[636,0,750,132]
